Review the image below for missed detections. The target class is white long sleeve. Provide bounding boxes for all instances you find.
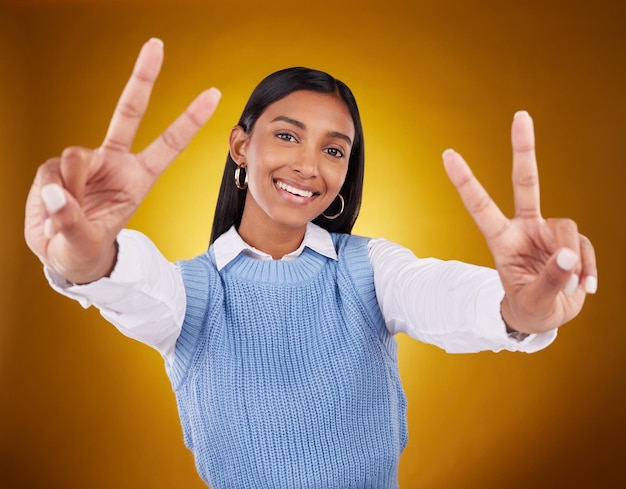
[46,229,555,363]
[45,229,186,362]
[367,238,556,353]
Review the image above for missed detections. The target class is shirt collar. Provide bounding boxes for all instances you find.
[213,222,338,270]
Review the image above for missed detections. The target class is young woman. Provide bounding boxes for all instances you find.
[25,39,597,488]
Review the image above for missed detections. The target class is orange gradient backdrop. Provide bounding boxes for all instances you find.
[1,0,624,488]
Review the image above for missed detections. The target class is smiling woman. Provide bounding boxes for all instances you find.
[209,66,366,247]
[18,39,597,489]
[23,38,597,489]
[230,90,355,257]
[4,0,625,487]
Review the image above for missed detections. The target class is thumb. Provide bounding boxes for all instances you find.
[41,183,115,283]
[41,183,84,240]
[524,247,582,313]
[551,247,581,297]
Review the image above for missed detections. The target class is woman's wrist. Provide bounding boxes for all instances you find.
[500,296,531,340]
[62,240,119,285]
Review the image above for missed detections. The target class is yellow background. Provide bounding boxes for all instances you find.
[1,0,624,487]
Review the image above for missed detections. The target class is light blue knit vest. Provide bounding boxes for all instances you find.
[167,233,408,488]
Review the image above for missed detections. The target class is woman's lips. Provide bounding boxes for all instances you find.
[274,179,319,201]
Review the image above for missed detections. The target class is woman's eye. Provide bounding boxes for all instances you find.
[277,133,296,142]
[325,147,345,158]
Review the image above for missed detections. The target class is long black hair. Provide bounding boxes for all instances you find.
[209,67,365,245]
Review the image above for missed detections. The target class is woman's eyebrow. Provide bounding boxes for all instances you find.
[328,131,352,146]
[271,115,353,146]
[271,115,305,129]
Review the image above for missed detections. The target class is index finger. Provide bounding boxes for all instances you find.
[101,38,164,153]
[511,111,542,219]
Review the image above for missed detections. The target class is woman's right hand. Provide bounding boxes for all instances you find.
[24,38,221,284]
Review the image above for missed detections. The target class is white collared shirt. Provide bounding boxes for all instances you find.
[213,222,339,269]
[46,223,556,363]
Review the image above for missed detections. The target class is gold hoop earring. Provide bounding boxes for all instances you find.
[322,193,344,220]
[234,164,248,190]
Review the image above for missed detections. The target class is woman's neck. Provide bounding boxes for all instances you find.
[237,211,307,260]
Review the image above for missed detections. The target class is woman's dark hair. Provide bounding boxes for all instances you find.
[209,67,365,244]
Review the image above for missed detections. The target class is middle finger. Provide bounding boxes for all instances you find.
[101,38,164,153]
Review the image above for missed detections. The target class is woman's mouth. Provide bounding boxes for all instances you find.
[275,180,318,199]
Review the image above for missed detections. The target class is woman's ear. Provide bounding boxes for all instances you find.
[229,125,249,165]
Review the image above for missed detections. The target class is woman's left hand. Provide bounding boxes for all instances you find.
[443,111,597,335]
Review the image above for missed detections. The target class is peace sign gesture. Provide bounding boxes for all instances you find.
[24,39,221,284]
[443,111,597,334]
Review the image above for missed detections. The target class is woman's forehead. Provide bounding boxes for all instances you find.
[259,90,355,137]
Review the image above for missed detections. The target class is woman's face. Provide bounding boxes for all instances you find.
[233,90,355,233]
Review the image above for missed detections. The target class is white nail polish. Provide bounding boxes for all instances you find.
[209,87,222,100]
[43,218,55,238]
[564,274,579,296]
[41,184,67,213]
[556,248,578,271]
[585,276,598,294]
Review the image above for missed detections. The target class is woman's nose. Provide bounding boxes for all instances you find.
[290,148,319,178]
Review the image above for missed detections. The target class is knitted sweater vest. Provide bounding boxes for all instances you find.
[166,233,408,488]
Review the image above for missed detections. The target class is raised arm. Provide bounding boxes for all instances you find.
[24,38,220,284]
[442,111,597,335]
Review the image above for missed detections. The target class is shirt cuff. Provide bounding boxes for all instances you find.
[474,275,558,354]
[44,229,156,309]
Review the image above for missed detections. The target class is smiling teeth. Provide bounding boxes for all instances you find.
[276,181,314,198]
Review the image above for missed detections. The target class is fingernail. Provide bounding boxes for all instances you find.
[585,276,598,294]
[514,110,529,119]
[442,148,454,159]
[209,87,222,100]
[149,37,164,47]
[41,184,67,213]
[43,218,55,238]
[564,274,579,296]
[556,248,578,271]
